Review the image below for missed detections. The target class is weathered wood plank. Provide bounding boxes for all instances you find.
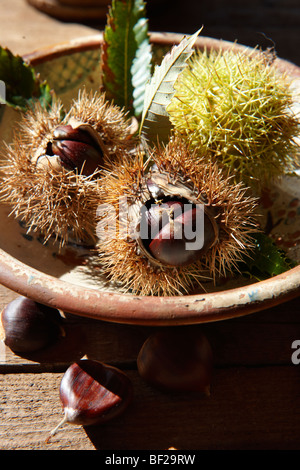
[1,303,299,369]
[1,366,300,450]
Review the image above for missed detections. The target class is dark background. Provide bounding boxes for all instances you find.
[27,0,300,67]
[147,0,300,65]
[145,0,300,66]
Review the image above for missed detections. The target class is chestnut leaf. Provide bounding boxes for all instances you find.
[139,28,202,145]
[238,232,296,280]
[0,46,52,111]
[100,0,151,117]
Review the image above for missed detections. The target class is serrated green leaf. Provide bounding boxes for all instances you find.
[238,232,296,281]
[0,46,52,111]
[101,0,151,116]
[139,28,202,145]
[131,19,152,116]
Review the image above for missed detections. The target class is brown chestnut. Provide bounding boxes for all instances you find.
[0,296,64,353]
[47,359,133,441]
[137,328,213,394]
[140,200,184,241]
[139,199,216,267]
[45,124,104,176]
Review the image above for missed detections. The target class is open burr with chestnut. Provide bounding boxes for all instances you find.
[95,136,259,296]
[0,89,137,247]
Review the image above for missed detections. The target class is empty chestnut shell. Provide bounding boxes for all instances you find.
[47,359,133,441]
[137,328,213,394]
[0,296,64,353]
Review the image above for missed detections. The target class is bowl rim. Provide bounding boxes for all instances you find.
[1,32,299,325]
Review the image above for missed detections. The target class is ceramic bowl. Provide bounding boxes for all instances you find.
[0,32,299,325]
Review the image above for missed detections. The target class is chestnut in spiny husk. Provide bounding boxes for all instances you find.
[0,296,64,353]
[168,48,300,188]
[139,185,217,267]
[0,89,137,247]
[95,136,259,296]
[40,123,105,176]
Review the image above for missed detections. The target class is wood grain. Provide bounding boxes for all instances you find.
[1,367,300,450]
[1,286,300,450]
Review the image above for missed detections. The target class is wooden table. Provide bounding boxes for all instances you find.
[1,282,300,450]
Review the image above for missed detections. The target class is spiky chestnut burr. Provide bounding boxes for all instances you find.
[0,89,137,247]
[167,48,300,188]
[95,137,259,296]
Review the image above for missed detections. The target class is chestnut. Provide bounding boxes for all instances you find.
[0,296,64,353]
[47,359,133,441]
[139,199,216,267]
[42,124,104,176]
[140,200,184,241]
[137,328,213,394]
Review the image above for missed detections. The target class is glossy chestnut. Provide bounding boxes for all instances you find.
[0,296,64,353]
[43,124,104,176]
[47,359,133,441]
[137,328,213,394]
[139,196,217,267]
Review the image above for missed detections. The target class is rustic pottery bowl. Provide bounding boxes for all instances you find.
[0,32,299,325]
[26,0,111,21]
